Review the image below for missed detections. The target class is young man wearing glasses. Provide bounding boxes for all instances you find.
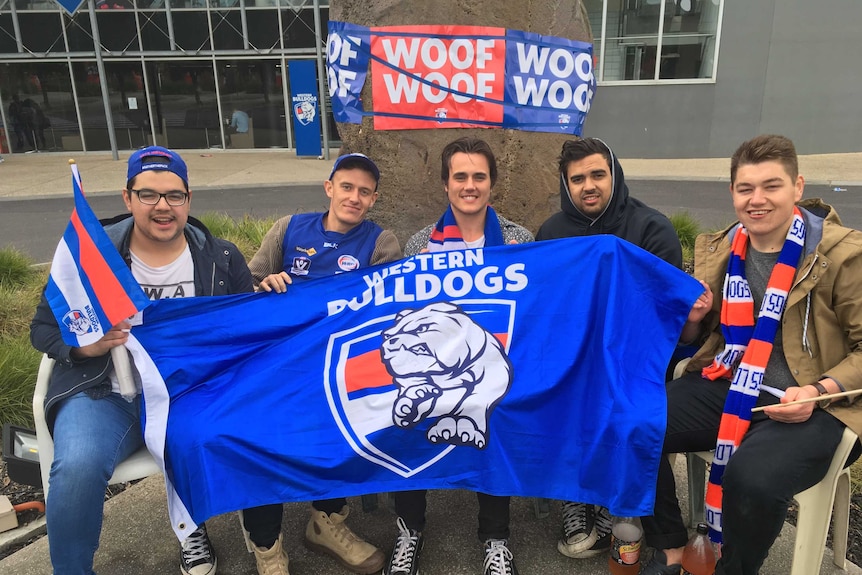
[30,146,253,575]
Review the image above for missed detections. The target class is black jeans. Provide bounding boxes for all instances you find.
[642,373,850,575]
[243,497,347,548]
[394,490,510,542]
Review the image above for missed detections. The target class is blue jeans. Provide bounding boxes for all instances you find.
[47,391,142,575]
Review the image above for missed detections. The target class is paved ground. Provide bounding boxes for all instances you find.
[2,461,860,575]
[1,148,861,199]
[1,146,861,574]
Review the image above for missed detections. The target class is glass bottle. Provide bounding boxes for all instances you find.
[607,515,643,575]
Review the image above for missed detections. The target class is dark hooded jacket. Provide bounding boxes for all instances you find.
[536,141,682,268]
[30,214,253,428]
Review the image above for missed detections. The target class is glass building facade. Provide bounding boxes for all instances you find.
[0,0,723,155]
[586,0,722,83]
[0,0,333,154]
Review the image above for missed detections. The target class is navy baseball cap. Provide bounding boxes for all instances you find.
[127,146,189,189]
[328,153,380,183]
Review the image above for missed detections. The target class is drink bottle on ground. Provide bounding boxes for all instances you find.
[607,516,642,575]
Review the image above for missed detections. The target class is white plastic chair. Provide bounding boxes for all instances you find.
[33,353,161,498]
[674,358,857,572]
[686,422,857,574]
[35,353,251,548]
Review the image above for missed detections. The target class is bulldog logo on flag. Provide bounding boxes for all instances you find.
[62,308,95,336]
[325,299,515,477]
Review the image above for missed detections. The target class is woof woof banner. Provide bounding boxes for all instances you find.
[326,21,596,134]
[129,237,702,539]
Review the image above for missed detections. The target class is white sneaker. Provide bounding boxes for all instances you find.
[483,539,518,575]
[180,524,217,575]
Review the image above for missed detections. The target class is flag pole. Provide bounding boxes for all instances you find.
[69,158,137,401]
[751,388,862,412]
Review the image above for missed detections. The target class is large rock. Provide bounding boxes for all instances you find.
[328,0,592,245]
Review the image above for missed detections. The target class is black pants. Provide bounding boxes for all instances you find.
[642,373,852,575]
[394,490,510,542]
[243,497,346,548]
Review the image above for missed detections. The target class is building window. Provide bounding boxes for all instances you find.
[588,0,722,83]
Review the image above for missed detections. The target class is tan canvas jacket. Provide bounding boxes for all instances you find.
[683,198,862,436]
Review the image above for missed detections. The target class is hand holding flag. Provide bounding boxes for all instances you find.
[43,160,151,398]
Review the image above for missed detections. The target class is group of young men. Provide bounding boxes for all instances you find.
[31,132,862,575]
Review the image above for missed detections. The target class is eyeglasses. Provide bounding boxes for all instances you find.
[130,189,189,206]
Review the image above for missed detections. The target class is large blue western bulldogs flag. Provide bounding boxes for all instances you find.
[127,236,702,540]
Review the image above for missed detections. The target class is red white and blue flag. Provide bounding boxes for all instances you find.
[44,164,150,347]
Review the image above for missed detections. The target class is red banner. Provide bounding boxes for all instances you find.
[370,25,507,130]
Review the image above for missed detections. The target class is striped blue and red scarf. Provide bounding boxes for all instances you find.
[701,206,805,543]
[427,205,505,252]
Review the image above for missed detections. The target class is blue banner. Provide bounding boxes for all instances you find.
[129,237,702,539]
[288,60,323,157]
[503,29,595,135]
[326,21,371,124]
[325,22,596,135]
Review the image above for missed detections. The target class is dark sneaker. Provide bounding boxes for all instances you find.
[639,550,682,575]
[483,539,519,575]
[558,501,598,557]
[180,524,217,575]
[561,505,612,558]
[384,517,423,575]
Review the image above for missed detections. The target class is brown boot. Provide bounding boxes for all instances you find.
[304,506,385,574]
[252,533,290,575]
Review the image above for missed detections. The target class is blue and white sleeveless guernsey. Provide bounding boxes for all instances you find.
[282,212,383,281]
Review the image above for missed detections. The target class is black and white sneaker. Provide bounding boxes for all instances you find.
[483,539,518,575]
[566,505,612,558]
[558,501,599,557]
[180,523,217,575]
[384,517,423,575]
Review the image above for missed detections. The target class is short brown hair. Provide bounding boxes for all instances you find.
[441,137,498,187]
[730,134,798,184]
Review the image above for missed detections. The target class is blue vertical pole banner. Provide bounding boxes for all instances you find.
[326,21,371,124]
[289,60,323,157]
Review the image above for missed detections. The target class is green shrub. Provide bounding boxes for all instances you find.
[669,212,702,269]
[0,335,40,428]
[0,250,46,341]
[0,248,45,426]
[0,247,37,288]
[199,212,275,260]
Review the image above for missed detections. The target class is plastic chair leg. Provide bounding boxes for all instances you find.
[237,510,254,553]
[361,493,379,512]
[831,470,850,570]
[790,483,834,575]
[533,498,550,519]
[687,453,708,527]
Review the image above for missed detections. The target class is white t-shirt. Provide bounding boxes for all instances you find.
[110,245,195,396]
[465,236,485,249]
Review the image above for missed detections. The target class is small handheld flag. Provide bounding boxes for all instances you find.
[43,161,151,396]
